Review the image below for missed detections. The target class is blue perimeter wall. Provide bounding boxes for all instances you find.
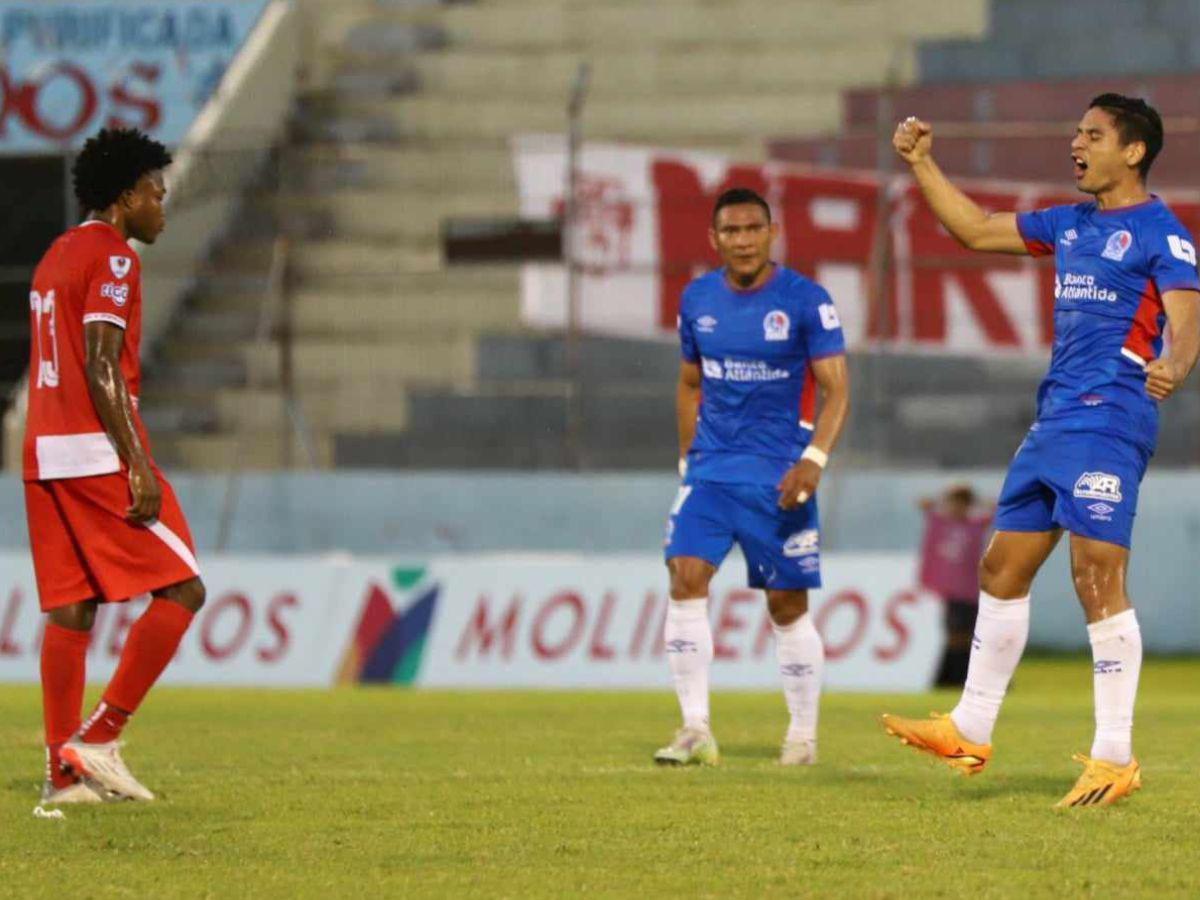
[2,469,1197,652]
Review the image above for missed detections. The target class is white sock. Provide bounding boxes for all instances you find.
[664,598,713,731]
[950,592,1029,744]
[773,612,824,743]
[1088,609,1141,765]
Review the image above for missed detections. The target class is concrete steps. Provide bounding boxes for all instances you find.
[153,432,335,471]
[313,93,841,143]
[398,43,911,97]
[438,0,986,50]
[290,288,522,337]
[240,336,476,389]
[214,385,410,433]
[264,186,519,242]
[285,143,515,192]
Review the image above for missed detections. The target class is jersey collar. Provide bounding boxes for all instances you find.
[721,263,782,297]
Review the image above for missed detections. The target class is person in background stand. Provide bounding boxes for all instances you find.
[917,485,994,687]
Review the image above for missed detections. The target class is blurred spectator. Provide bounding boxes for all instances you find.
[918,485,994,687]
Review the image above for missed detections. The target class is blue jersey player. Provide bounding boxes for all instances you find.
[654,189,851,768]
[882,95,1200,808]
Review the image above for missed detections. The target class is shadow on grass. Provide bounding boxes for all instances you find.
[957,772,1069,798]
[6,776,37,797]
[716,743,779,761]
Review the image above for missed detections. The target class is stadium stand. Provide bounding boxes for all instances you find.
[142,0,989,470]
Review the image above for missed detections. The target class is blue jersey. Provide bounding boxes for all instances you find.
[1017,196,1200,452]
[679,264,846,485]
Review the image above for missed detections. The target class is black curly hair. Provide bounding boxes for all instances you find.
[71,127,172,213]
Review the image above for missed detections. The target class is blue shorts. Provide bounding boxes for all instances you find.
[995,428,1150,548]
[663,480,821,589]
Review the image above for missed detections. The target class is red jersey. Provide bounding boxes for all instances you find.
[23,220,151,481]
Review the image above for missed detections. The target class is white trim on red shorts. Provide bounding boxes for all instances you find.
[147,521,201,577]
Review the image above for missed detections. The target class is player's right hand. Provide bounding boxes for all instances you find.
[127,461,162,524]
[894,117,933,164]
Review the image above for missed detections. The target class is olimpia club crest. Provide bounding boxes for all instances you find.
[1101,230,1133,262]
[763,310,790,341]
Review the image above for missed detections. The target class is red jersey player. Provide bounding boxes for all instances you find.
[24,128,206,804]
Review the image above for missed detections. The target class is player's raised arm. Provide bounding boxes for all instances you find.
[85,320,160,522]
[777,353,849,510]
[1146,290,1200,401]
[894,118,1027,255]
[676,360,702,474]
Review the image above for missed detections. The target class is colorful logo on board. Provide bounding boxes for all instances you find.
[337,567,438,685]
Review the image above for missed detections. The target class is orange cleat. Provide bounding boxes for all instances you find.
[1055,754,1141,808]
[879,712,992,776]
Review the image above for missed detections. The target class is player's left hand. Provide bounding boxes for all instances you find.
[1145,357,1185,401]
[777,460,822,510]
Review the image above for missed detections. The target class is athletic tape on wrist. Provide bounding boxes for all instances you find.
[800,446,828,469]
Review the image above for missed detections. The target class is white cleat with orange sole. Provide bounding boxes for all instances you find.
[60,739,155,801]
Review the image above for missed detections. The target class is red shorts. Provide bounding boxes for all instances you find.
[24,468,201,611]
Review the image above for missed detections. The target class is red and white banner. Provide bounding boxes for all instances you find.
[0,551,942,691]
[0,553,362,686]
[513,135,1200,356]
[422,553,943,692]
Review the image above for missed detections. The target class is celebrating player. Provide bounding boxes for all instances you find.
[24,128,206,803]
[655,188,851,767]
[882,95,1200,806]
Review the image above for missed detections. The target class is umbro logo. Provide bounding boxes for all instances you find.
[780,663,814,677]
[665,639,698,654]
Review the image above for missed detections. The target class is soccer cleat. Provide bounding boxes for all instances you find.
[1055,753,1141,808]
[653,726,719,766]
[39,778,104,804]
[60,739,155,801]
[779,739,817,766]
[879,712,992,776]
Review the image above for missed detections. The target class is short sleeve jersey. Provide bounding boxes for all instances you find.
[679,265,846,485]
[1017,197,1200,452]
[23,220,148,481]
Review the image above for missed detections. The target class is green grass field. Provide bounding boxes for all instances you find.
[2,656,1197,898]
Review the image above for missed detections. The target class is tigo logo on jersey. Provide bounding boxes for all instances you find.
[818,303,840,331]
[763,310,790,341]
[783,529,819,558]
[1101,230,1133,262]
[100,282,129,306]
[1073,472,1122,503]
[109,256,132,279]
[696,315,718,333]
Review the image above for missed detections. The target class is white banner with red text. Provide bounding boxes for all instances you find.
[513,135,1200,356]
[0,1,270,153]
[0,551,942,691]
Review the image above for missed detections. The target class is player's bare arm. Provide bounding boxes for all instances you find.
[676,360,701,473]
[893,118,1027,255]
[777,353,849,510]
[85,319,160,523]
[1146,290,1200,401]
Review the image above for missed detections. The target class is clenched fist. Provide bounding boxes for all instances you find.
[894,116,933,165]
